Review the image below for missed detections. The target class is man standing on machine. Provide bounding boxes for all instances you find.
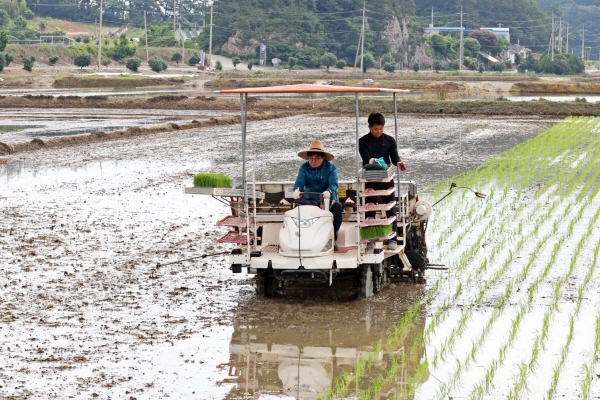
[358,113,406,250]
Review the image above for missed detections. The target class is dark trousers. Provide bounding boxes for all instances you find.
[331,201,343,240]
[364,180,397,234]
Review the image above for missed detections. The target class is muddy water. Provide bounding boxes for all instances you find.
[0,108,238,144]
[0,114,555,398]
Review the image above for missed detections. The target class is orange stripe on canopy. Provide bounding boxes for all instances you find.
[215,83,410,94]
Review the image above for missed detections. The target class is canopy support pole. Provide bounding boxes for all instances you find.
[355,93,362,263]
[241,93,247,203]
[394,93,401,240]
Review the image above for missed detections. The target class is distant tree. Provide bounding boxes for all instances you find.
[413,63,420,73]
[478,63,485,73]
[14,16,27,30]
[126,57,141,72]
[171,51,182,64]
[75,36,81,43]
[490,62,505,73]
[493,39,510,56]
[74,53,91,69]
[232,56,240,69]
[335,59,346,69]
[320,52,337,71]
[0,11,10,29]
[427,34,451,56]
[309,56,319,68]
[5,53,13,65]
[101,58,111,68]
[215,60,223,70]
[23,9,35,19]
[433,60,443,72]
[148,57,168,72]
[48,55,59,65]
[0,30,7,52]
[0,54,4,72]
[362,53,375,72]
[22,56,34,72]
[381,53,394,67]
[514,53,523,66]
[39,21,46,31]
[383,62,395,73]
[188,54,199,65]
[288,56,297,70]
[83,36,90,44]
[463,37,481,56]
[109,33,136,61]
[247,62,252,70]
[468,30,497,51]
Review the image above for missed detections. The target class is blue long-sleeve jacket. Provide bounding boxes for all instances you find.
[293,160,338,202]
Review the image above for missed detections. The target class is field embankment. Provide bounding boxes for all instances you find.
[512,81,600,94]
[52,76,185,88]
[2,94,599,117]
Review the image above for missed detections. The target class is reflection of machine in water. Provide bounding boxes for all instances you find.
[219,286,428,399]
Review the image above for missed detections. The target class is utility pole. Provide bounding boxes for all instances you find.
[208,2,213,70]
[353,30,362,72]
[582,24,585,60]
[144,11,148,61]
[566,23,569,54]
[557,18,562,53]
[360,2,365,74]
[97,0,102,70]
[459,7,464,71]
[430,7,434,27]
[180,22,184,63]
[174,0,176,38]
[551,12,554,61]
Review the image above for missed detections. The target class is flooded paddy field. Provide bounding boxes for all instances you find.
[0,108,238,144]
[0,113,569,399]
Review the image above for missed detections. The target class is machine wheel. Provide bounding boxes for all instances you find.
[256,268,275,298]
[358,265,374,299]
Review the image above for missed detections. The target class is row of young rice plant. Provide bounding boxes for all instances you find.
[421,117,600,399]
[319,117,600,399]
[421,119,599,368]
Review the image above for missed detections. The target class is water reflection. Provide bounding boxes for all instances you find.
[221,285,428,399]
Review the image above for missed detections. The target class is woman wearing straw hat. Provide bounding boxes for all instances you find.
[293,140,343,249]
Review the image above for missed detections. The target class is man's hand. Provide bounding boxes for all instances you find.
[322,190,331,199]
[293,188,301,199]
[397,161,406,171]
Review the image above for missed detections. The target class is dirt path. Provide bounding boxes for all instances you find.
[0,112,555,398]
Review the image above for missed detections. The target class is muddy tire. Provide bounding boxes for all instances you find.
[256,268,275,298]
[358,265,374,298]
[374,259,392,292]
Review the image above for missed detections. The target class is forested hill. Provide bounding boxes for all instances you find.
[534,0,600,60]
[196,0,417,65]
[413,0,550,52]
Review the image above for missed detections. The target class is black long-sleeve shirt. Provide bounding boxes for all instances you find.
[358,133,401,166]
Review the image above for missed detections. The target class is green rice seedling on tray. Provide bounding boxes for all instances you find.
[359,224,393,240]
[193,173,231,188]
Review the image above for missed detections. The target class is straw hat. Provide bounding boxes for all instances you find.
[298,140,334,161]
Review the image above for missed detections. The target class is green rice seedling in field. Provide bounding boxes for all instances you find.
[545,316,575,400]
[193,173,231,188]
[323,118,600,399]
